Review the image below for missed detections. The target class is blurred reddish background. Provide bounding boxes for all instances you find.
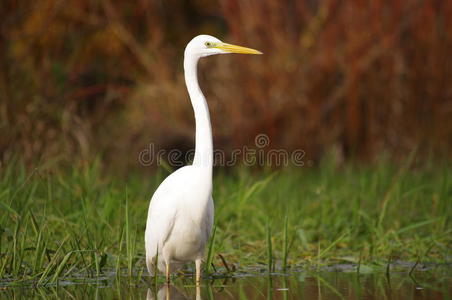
[1,0,451,169]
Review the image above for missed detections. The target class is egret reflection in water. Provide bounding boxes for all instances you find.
[147,285,201,300]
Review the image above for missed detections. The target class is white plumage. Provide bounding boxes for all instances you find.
[144,35,261,284]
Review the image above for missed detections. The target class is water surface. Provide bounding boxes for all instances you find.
[2,266,450,299]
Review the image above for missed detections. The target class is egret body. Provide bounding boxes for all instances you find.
[145,35,261,284]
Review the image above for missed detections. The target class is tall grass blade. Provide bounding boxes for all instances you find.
[317,230,349,259]
[282,215,288,272]
[266,221,273,274]
[205,225,217,275]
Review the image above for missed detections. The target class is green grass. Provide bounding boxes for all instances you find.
[0,158,451,285]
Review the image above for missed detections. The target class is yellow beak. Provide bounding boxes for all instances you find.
[214,43,263,55]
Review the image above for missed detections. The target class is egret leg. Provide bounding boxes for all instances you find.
[165,262,170,284]
[195,285,201,300]
[195,259,202,285]
[165,284,170,300]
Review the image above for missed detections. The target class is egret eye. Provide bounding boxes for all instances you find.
[205,42,212,47]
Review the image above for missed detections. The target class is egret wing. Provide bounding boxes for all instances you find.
[145,190,181,275]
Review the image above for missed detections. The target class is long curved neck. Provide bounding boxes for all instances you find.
[184,54,213,175]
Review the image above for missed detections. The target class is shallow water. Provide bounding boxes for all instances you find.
[2,267,451,299]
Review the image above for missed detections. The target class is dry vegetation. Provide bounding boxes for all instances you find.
[1,0,451,169]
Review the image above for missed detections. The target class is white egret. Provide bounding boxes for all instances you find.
[144,35,262,284]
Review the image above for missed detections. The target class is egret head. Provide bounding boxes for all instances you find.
[185,34,262,59]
